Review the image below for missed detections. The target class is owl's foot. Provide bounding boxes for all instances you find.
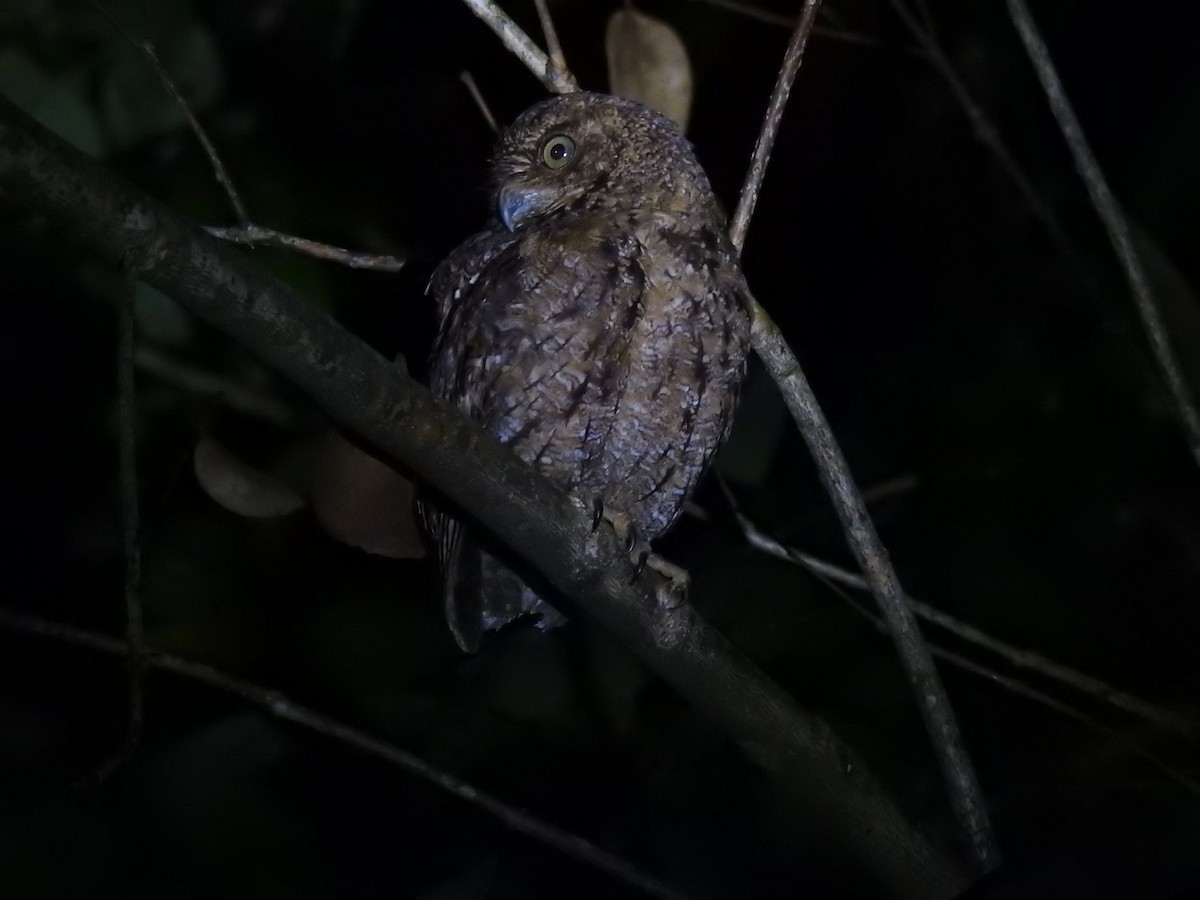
[591,496,640,552]
[646,555,692,649]
[589,496,692,647]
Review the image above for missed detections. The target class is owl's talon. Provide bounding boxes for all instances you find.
[624,523,640,555]
[629,548,650,584]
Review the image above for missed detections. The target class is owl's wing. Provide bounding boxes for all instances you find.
[424,226,568,649]
[424,222,645,646]
[416,499,481,652]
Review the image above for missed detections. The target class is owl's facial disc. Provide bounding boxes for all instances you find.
[497,182,555,232]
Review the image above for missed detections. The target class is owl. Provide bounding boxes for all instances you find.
[425,91,750,652]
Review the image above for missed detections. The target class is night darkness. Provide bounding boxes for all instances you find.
[2,1,1199,897]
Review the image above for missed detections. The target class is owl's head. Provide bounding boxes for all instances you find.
[490,92,711,232]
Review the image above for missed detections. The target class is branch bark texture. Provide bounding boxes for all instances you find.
[0,96,968,899]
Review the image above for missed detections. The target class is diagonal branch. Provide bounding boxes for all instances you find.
[731,2,1000,873]
[453,0,997,877]
[1005,0,1200,470]
[0,96,968,899]
[0,607,687,900]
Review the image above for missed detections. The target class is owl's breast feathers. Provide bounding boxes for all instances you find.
[428,207,749,539]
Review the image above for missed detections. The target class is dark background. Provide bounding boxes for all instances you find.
[2,0,1198,896]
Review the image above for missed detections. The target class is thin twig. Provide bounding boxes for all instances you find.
[727,1,999,870]
[796,548,1200,797]
[749,310,1000,870]
[707,489,1198,739]
[711,492,1200,797]
[90,0,406,273]
[682,0,882,47]
[883,0,1066,250]
[0,607,689,900]
[460,71,500,134]
[87,270,148,785]
[933,647,1200,797]
[118,272,145,735]
[728,1,821,252]
[1005,0,1200,470]
[533,0,571,89]
[460,0,580,93]
[204,225,405,272]
[86,0,248,224]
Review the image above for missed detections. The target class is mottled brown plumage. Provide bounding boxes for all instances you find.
[425,92,750,651]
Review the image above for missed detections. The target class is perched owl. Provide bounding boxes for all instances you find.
[425,92,750,652]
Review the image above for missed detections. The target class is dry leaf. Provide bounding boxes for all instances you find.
[193,434,305,518]
[309,431,425,559]
[606,8,693,131]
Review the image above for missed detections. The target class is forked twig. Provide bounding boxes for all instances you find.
[533,0,572,89]
[705,489,1198,740]
[86,0,248,223]
[1005,0,1200,470]
[204,225,406,272]
[89,0,405,272]
[0,607,688,900]
[461,0,580,93]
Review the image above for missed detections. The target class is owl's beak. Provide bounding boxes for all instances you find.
[497,183,547,232]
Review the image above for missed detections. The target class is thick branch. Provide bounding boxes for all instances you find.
[0,96,967,898]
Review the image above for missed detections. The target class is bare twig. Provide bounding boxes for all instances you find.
[726,1,999,870]
[87,270,148,785]
[460,0,580,93]
[0,607,688,900]
[707,489,1198,740]
[533,0,571,89]
[204,224,405,272]
[460,71,500,134]
[799,551,1200,797]
[1005,0,1200,470]
[935,646,1200,797]
[707,489,1199,795]
[728,2,821,252]
[749,310,999,870]
[118,273,145,734]
[883,0,1066,250]
[682,0,882,47]
[90,0,405,273]
[86,0,248,224]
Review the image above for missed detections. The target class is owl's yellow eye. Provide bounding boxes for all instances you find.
[540,134,576,170]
